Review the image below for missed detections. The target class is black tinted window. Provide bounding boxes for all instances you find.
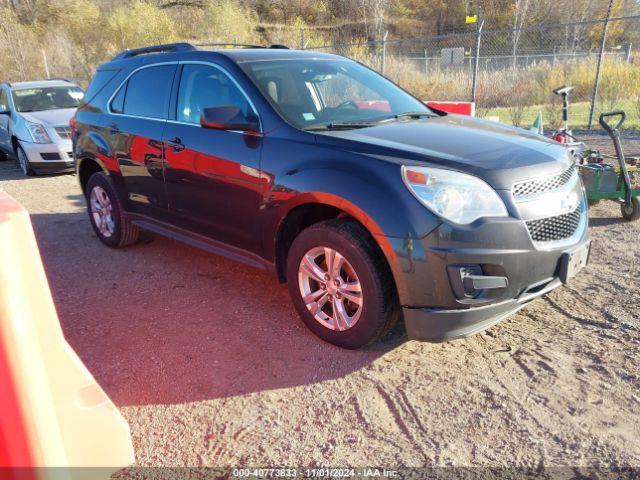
[110,84,125,113]
[176,64,253,124]
[123,65,175,119]
[84,69,119,103]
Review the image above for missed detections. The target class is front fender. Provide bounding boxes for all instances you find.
[11,117,33,144]
[266,162,440,242]
[261,163,441,305]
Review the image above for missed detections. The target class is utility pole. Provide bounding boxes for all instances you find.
[380,30,389,74]
[470,8,484,103]
[588,0,615,130]
[42,50,50,79]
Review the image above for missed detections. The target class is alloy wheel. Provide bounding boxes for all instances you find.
[90,186,115,238]
[298,246,363,331]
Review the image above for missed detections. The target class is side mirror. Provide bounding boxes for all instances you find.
[200,105,259,133]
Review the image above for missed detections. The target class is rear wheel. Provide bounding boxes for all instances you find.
[16,145,34,176]
[86,172,139,247]
[621,197,640,222]
[286,220,399,349]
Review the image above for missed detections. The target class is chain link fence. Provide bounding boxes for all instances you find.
[304,15,640,131]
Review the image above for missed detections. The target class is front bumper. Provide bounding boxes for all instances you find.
[383,199,590,342]
[404,277,563,341]
[20,140,74,174]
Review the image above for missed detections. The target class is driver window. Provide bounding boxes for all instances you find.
[177,64,253,125]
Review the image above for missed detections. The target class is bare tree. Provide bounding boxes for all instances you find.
[511,0,532,66]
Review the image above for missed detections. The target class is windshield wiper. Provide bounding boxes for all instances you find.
[304,121,377,131]
[327,121,378,129]
[391,111,438,120]
[304,113,437,131]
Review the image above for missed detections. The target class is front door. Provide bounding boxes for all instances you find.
[163,63,264,253]
[0,87,11,152]
[109,63,177,218]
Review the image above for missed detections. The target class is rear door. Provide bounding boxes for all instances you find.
[162,62,264,252]
[108,63,177,219]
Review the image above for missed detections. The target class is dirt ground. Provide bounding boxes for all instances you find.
[0,132,639,471]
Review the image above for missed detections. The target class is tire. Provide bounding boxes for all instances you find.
[16,144,35,176]
[621,197,640,222]
[285,219,399,349]
[85,172,139,248]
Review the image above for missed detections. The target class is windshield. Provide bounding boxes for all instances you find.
[11,86,84,113]
[238,58,431,130]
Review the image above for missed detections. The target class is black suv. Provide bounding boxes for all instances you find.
[73,43,590,349]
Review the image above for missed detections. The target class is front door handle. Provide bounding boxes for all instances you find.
[168,136,185,152]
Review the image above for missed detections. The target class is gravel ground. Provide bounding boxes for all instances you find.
[0,133,639,471]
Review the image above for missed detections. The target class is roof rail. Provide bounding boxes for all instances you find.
[112,42,196,60]
[195,42,265,49]
[194,43,290,50]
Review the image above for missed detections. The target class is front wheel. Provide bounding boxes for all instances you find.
[621,197,640,222]
[16,145,34,176]
[85,172,139,248]
[286,220,399,349]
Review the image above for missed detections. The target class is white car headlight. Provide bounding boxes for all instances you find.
[402,165,508,225]
[26,123,52,144]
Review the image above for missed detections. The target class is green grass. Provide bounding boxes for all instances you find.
[488,100,640,131]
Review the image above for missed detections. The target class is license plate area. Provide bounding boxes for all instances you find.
[559,241,591,283]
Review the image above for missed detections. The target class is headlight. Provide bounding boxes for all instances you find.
[402,165,508,224]
[26,123,52,144]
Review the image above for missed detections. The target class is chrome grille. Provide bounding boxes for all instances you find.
[513,164,576,198]
[54,126,71,139]
[525,206,582,242]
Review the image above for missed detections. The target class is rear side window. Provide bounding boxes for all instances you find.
[110,86,125,114]
[118,64,175,119]
[83,69,119,104]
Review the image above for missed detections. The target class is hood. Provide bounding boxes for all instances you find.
[18,108,76,127]
[314,115,572,189]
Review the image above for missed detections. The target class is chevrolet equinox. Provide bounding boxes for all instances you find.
[72,43,590,349]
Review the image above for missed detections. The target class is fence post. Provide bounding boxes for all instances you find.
[625,42,632,63]
[380,31,389,74]
[424,49,428,75]
[588,0,615,130]
[471,19,484,103]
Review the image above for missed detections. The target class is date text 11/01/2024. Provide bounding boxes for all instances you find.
[231,468,399,477]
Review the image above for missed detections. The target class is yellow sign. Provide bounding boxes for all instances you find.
[466,15,478,24]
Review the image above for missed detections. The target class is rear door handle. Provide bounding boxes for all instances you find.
[168,136,185,152]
